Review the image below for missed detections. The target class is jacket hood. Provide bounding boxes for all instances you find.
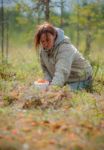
[55,28,70,47]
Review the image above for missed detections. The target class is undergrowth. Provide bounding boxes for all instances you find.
[0,48,104,150]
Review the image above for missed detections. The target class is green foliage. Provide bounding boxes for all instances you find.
[78,2,102,30]
[0,63,15,80]
[3,95,15,105]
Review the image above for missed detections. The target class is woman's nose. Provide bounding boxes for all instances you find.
[43,42,48,48]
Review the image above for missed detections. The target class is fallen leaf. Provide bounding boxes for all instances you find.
[49,139,56,145]
[0,135,4,139]
[69,133,78,141]
[12,129,18,135]
[31,121,37,126]
[22,127,31,132]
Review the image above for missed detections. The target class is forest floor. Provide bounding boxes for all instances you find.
[0,82,104,150]
[0,47,104,150]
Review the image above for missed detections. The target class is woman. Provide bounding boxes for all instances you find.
[34,22,92,90]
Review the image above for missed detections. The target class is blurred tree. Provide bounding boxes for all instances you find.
[44,0,50,21]
[60,0,65,28]
[0,0,10,63]
[1,0,103,53]
[76,0,80,48]
[0,0,4,63]
[76,0,104,56]
[53,0,69,27]
[31,0,51,22]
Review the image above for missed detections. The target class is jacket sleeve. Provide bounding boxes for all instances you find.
[51,44,76,86]
[40,53,52,82]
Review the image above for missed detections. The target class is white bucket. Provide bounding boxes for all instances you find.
[34,80,49,90]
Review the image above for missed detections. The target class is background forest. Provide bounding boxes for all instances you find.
[0,0,104,56]
[0,0,104,150]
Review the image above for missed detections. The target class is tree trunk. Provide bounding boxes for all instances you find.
[44,0,50,21]
[84,16,92,56]
[6,16,9,63]
[84,29,92,56]
[60,0,64,28]
[37,5,41,24]
[1,0,4,63]
[76,1,80,48]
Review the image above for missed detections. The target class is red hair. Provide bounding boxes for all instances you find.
[34,22,57,49]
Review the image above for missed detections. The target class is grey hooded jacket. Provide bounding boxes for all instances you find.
[40,28,92,87]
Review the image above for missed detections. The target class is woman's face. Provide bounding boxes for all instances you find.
[40,33,55,50]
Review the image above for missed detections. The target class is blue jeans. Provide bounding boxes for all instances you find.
[68,76,92,91]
